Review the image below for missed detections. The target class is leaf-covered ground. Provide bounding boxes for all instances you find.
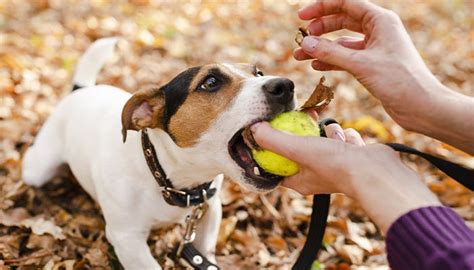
[0,0,472,269]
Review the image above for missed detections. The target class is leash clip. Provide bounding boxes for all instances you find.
[177,203,207,256]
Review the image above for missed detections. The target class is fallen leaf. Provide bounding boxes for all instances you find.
[0,208,31,226]
[22,218,66,240]
[336,245,364,264]
[265,235,288,253]
[344,116,391,142]
[299,76,335,113]
[217,216,237,249]
[26,234,55,250]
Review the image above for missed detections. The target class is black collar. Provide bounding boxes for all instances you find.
[141,129,216,208]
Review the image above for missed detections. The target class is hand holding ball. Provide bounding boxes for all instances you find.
[251,111,320,176]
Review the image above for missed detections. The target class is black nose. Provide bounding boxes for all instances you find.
[262,78,295,105]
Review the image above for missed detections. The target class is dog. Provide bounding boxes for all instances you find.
[22,38,296,269]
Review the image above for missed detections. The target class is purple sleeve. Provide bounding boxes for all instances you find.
[386,206,474,270]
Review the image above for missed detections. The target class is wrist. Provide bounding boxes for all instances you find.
[405,81,474,153]
[393,72,444,133]
[356,176,440,233]
[347,149,441,233]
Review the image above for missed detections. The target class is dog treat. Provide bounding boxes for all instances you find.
[295,27,309,46]
[299,76,334,113]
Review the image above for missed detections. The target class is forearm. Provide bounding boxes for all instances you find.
[405,81,474,154]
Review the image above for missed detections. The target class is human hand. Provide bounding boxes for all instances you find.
[251,121,440,232]
[293,0,443,131]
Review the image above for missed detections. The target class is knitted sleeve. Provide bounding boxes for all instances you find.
[386,206,474,270]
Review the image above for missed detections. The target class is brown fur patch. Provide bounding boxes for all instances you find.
[168,64,251,147]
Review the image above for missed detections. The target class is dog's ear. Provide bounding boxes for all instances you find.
[121,88,165,142]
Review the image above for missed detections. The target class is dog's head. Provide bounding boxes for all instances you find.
[122,63,295,192]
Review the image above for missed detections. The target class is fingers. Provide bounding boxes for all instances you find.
[298,0,376,22]
[251,121,333,164]
[323,123,365,146]
[294,36,365,60]
[310,60,339,71]
[324,123,346,142]
[300,36,360,71]
[293,48,313,61]
[335,36,365,50]
[250,122,304,161]
[307,14,362,36]
[344,128,365,146]
[295,36,365,71]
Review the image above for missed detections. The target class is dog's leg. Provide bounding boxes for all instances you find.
[193,196,222,263]
[105,226,161,270]
[98,183,163,270]
[22,114,64,187]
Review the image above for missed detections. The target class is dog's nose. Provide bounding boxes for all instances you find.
[262,78,295,105]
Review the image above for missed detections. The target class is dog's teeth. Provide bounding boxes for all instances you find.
[254,166,260,175]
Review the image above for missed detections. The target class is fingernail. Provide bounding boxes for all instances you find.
[302,37,319,53]
[250,122,261,133]
[334,130,346,141]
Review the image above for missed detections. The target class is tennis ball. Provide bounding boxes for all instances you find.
[252,111,320,176]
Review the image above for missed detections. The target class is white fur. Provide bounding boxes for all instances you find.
[73,37,118,87]
[22,39,292,269]
[222,63,252,78]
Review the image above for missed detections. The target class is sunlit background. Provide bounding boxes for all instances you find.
[0,0,472,269]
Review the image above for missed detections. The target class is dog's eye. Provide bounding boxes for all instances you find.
[256,70,264,77]
[199,76,220,92]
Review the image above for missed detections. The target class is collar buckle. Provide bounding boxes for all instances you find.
[142,130,216,208]
[164,186,187,196]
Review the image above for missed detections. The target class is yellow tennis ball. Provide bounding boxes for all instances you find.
[252,111,320,176]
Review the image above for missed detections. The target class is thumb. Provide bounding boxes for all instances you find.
[301,36,359,72]
[251,121,309,163]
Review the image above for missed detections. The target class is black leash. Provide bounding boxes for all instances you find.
[292,194,330,270]
[292,119,474,270]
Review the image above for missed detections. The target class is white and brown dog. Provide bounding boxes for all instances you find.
[22,38,295,269]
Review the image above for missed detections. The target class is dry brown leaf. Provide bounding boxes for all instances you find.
[336,244,365,264]
[265,235,288,253]
[299,76,334,113]
[347,221,373,253]
[26,234,55,250]
[22,218,66,240]
[217,216,237,249]
[0,235,21,259]
[0,208,31,226]
[84,248,109,267]
[257,247,271,267]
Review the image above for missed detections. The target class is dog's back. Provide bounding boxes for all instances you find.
[22,38,126,198]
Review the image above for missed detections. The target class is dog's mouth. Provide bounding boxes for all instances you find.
[228,123,283,190]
